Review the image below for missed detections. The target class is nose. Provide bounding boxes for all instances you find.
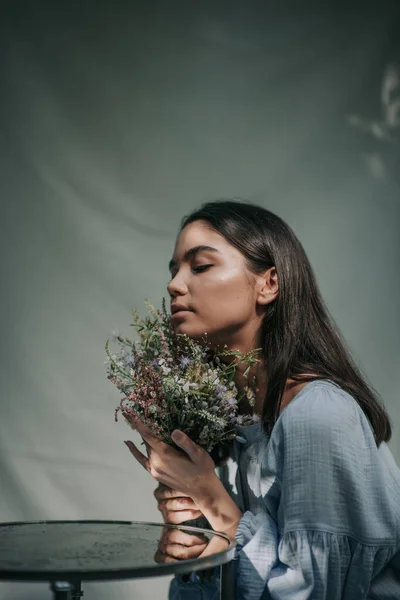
[167,273,188,299]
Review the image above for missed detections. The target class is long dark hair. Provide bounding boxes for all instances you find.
[179,199,392,446]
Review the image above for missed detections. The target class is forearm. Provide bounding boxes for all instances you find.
[193,475,243,538]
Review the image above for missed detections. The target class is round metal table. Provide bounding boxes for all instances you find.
[0,520,236,599]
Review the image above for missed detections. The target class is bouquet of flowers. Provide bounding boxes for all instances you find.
[105,298,261,454]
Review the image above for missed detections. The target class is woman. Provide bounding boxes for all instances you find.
[124,200,400,599]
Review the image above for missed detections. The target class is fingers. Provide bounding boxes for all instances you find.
[124,440,149,472]
[143,440,151,457]
[171,430,202,463]
[160,509,204,525]
[158,542,208,561]
[158,497,196,511]
[154,528,209,563]
[154,549,178,564]
[154,485,203,525]
[123,412,166,453]
[153,485,190,501]
[161,528,209,547]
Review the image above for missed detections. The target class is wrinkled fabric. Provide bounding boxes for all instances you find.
[169,381,400,599]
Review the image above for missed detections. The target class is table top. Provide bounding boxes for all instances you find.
[0,520,236,582]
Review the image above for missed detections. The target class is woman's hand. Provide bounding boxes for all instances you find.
[154,525,232,564]
[123,413,218,501]
[154,525,209,564]
[154,483,204,525]
[124,413,243,537]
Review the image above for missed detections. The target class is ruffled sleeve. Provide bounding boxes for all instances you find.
[235,513,394,599]
[235,510,279,596]
[233,382,399,599]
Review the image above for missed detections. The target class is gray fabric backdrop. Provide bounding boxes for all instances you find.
[1,1,399,598]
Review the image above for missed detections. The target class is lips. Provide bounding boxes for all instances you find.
[171,305,192,315]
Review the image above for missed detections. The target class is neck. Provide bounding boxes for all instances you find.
[211,338,311,417]
[234,362,266,415]
[234,362,313,417]
[211,337,265,414]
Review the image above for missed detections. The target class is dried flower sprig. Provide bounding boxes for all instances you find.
[105,298,262,452]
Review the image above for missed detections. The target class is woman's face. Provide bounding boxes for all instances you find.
[167,220,269,352]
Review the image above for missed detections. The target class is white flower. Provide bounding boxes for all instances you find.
[225,396,237,406]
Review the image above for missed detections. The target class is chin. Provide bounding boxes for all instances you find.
[173,322,210,343]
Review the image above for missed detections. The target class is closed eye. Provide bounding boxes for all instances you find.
[192,265,212,273]
[168,264,212,283]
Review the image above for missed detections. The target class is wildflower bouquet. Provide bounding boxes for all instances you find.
[105,299,261,454]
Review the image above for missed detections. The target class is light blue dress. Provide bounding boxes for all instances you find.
[169,380,400,599]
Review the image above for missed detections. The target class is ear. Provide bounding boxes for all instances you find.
[256,267,278,306]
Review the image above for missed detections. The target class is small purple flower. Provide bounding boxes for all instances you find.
[152,358,160,368]
[178,356,192,371]
[122,353,138,369]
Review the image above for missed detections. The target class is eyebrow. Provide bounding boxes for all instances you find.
[168,245,221,272]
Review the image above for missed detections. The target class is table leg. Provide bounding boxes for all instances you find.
[71,580,83,600]
[50,581,72,600]
[220,561,235,600]
[50,580,83,600]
